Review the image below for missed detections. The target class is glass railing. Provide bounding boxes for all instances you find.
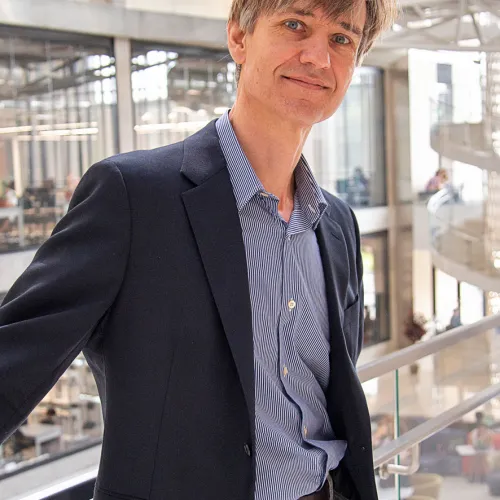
[4,314,500,499]
[0,194,68,254]
[427,187,500,278]
[0,353,103,483]
[360,314,500,500]
[429,97,499,163]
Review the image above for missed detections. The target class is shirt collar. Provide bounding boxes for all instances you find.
[216,111,328,227]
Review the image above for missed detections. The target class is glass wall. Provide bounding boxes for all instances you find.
[433,269,485,333]
[131,42,237,149]
[0,27,116,478]
[307,67,386,208]
[0,27,117,254]
[362,232,390,347]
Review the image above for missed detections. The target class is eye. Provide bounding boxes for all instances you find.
[284,20,304,31]
[333,34,351,45]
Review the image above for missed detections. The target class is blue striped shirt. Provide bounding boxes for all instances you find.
[216,112,347,500]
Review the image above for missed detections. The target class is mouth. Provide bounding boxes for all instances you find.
[282,76,329,90]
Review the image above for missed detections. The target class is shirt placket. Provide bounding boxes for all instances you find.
[279,229,311,443]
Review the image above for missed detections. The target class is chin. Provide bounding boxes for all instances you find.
[277,100,330,126]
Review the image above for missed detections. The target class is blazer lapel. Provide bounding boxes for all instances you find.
[180,122,255,442]
[316,211,350,334]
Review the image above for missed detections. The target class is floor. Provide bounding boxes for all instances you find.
[441,476,495,499]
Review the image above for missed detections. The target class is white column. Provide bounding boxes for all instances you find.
[114,37,135,153]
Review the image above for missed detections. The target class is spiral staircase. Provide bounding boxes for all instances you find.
[428,52,500,292]
[378,0,500,293]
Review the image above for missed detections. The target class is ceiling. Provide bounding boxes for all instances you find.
[377,0,500,52]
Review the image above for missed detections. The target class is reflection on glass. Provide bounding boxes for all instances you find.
[434,270,459,332]
[306,67,386,208]
[0,28,116,477]
[1,353,103,478]
[362,233,390,347]
[0,28,117,254]
[434,271,485,334]
[460,282,485,325]
[131,43,236,149]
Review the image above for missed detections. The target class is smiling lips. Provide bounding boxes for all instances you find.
[283,75,329,90]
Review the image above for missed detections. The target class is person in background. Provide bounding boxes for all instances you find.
[468,411,492,483]
[349,166,370,206]
[363,305,374,345]
[425,168,449,193]
[39,407,57,425]
[64,173,80,212]
[0,181,19,236]
[447,307,462,330]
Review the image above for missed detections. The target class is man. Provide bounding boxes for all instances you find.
[0,0,397,498]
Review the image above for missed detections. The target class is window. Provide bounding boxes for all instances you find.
[0,28,117,254]
[0,28,116,478]
[131,42,236,149]
[306,67,386,208]
[361,233,390,347]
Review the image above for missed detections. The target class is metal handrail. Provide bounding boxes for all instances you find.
[358,313,500,383]
[374,382,500,468]
[20,468,98,500]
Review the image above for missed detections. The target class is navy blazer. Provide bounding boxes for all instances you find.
[0,121,377,500]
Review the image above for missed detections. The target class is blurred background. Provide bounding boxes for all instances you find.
[0,1,500,499]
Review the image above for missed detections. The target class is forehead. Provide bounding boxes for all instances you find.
[273,0,366,24]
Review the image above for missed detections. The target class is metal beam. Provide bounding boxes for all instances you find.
[0,0,228,50]
[470,11,486,46]
[385,16,457,42]
[377,40,500,51]
[398,0,451,7]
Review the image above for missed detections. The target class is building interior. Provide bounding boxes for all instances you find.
[1,0,500,499]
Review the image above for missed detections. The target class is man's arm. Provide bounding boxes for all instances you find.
[0,160,130,443]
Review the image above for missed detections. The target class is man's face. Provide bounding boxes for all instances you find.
[230,0,366,127]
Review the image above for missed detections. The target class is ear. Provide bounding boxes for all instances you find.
[227,20,247,65]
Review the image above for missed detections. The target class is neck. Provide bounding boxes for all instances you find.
[228,95,311,218]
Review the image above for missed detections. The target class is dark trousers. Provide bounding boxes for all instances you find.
[300,462,358,500]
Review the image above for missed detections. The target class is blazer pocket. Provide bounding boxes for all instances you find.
[343,298,360,356]
[343,297,359,329]
[95,487,148,500]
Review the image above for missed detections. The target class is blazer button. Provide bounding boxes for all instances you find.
[361,446,367,452]
[243,443,252,457]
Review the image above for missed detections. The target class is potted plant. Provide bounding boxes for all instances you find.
[404,310,427,375]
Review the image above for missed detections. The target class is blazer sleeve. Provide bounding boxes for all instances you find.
[350,207,364,364]
[0,160,130,443]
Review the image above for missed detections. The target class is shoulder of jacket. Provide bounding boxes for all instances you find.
[98,141,185,179]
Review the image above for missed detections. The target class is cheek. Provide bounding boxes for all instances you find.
[333,64,356,95]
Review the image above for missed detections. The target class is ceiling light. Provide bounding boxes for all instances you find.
[407,19,435,29]
[458,38,481,47]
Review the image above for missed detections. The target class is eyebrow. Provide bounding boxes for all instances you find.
[287,8,364,38]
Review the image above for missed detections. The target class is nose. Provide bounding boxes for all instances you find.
[298,35,331,69]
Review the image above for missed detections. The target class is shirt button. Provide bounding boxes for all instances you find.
[304,426,308,437]
[288,299,296,310]
[283,366,289,377]
[260,192,269,198]
[243,443,252,457]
